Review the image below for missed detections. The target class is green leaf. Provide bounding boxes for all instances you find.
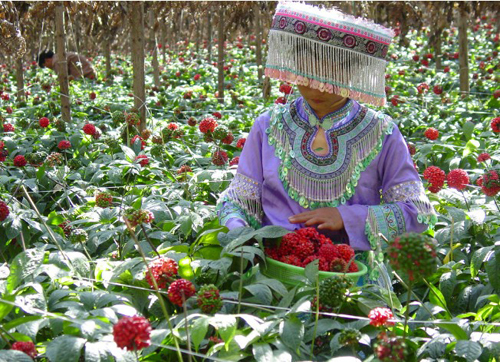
[254,226,290,239]
[84,341,113,362]
[0,350,34,362]
[210,314,237,348]
[462,121,475,140]
[280,315,304,353]
[120,145,136,162]
[0,295,15,320]
[455,340,482,362]
[471,246,493,278]
[463,139,479,157]
[439,270,457,302]
[255,279,288,298]
[252,343,273,362]
[485,248,500,293]
[244,284,273,305]
[439,320,468,340]
[46,335,86,362]
[428,283,450,318]
[191,316,210,352]
[304,260,319,284]
[48,251,90,277]
[7,247,46,293]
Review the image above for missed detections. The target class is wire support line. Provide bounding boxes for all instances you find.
[73,277,500,328]
[148,343,229,362]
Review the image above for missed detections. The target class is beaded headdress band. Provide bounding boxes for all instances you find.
[265,2,395,107]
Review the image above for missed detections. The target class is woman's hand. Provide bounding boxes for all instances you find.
[288,207,344,231]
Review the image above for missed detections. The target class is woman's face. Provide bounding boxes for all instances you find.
[297,84,347,116]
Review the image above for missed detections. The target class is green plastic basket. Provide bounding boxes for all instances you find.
[260,257,368,286]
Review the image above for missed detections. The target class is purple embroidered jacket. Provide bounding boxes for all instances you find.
[217,97,436,251]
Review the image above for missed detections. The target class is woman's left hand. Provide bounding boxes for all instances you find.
[288,207,344,231]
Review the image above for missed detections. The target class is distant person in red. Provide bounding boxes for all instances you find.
[37,50,95,80]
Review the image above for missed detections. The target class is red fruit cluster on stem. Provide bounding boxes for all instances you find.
[447,169,469,190]
[199,117,218,133]
[368,307,395,327]
[145,258,178,289]
[11,341,37,358]
[113,316,152,351]
[0,200,9,221]
[424,127,439,140]
[168,279,196,306]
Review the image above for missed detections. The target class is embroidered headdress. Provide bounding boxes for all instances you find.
[265,2,395,107]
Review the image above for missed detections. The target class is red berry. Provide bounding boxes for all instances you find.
[57,140,71,150]
[113,316,151,351]
[82,123,96,135]
[11,341,37,359]
[212,111,222,119]
[229,156,239,166]
[212,150,228,166]
[13,155,27,167]
[447,169,469,190]
[39,117,50,128]
[131,135,146,150]
[145,258,178,289]
[168,279,196,306]
[424,127,439,140]
[236,138,246,149]
[477,153,491,162]
[336,244,355,262]
[491,117,500,133]
[199,117,218,133]
[279,83,293,95]
[0,201,9,221]
[369,307,395,327]
[135,154,149,167]
[3,123,15,132]
[89,92,96,100]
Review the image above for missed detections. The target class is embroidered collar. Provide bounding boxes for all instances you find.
[302,98,354,130]
[266,101,394,209]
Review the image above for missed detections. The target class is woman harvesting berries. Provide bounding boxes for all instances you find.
[217,2,436,279]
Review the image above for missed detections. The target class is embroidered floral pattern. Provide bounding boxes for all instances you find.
[273,15,390,60]
[266,100,394,209]
[216,173,263,229]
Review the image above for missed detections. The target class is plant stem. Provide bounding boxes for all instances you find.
[237,247,244,315]
[403,280,412,339]
[460,190,470,212]
[125,220,183,362]
[310,274,320,359]
[140,224,160,257]
[0,326,13,347]
[182,295,193,362]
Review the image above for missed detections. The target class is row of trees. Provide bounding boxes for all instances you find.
[1,1,499,123]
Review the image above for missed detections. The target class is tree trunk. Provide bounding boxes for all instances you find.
[217,5,225,103]
[255,3,263,84]
[207,7,213,62]
[15,57,24,101]
[195,16,200,57]
[434,28,442,71]
[55,4,71,122]
[149,10,160,88]
[458,4,470,94]
[263,76,271,99]
[161,22,167,64]
[104,35,112,84]
[130,2,146,130]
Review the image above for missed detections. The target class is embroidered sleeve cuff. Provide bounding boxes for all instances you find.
[383,180,438,228]
[217,173,263,229]
[365,204,406,251]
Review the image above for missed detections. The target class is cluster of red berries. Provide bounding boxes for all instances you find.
[212,150,228,166]
[57,140,71,150]
[236,138,246,149]
[0,200,9,222]
[275,96,287,104]
[265,227,358,273]
[374,332,411,362]
[125,111,141,126]
[146,257,178,289]
[82,123,97,135]
[491,117,500,133]
[39,117,50,128]
[229,156,239,167]
[368,307,395,328]
[124,208,154,227]
[11,341,37,358]
[424,127,439,140]
[477,169,500,196]
[177,165,192,174]
[387,233,437,282]
[212,111,222,119]
[416,83,429,94]
[446,169,469,191]
[167,279,196,306]
[199,117,218,134]
[45,152,63,167]
[58,221,72,236]
[423,166,446,193]
[279,83,293,95]
[196,284,223,314]
[135,155,149,167]
[113,316,152,351]
[130,135,146,150]
[13,155,27,167]
[95,192,113,208]
[477,152,491,163]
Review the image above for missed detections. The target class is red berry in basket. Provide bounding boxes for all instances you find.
[330,258,348,272]
[336,244,355,262]
[318,244,341,262]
